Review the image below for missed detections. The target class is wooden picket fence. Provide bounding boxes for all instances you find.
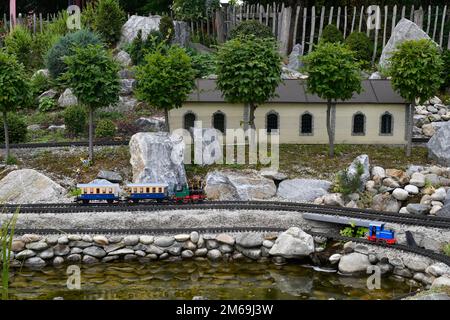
[189,3,450,59]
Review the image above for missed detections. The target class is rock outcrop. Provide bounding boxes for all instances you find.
[427,122,450,166]
[129,132,187,193]
[0,169,67,204]
[276,179,331,202]
[204,170,276,201]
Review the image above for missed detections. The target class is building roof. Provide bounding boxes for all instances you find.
[187,79,407,104]
[126,183,169,188]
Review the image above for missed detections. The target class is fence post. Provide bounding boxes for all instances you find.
[293,5,301,48]
[328,6,334,25]
[432,6,439,41]
[343,6,347,38]
[336,6,341,30]
[413,8,424,29]
[318,6,325,39]
[39,13,43,33]
[301,7,306,56]
[351,6,356,33]
[308,6,316,53]
[382,6,388,49]
[215,9,225,43]
[358,6,364,32]
[279,6,291,56]
[426,5,431,34]
[439,5,447,47]
[391,5,397,35]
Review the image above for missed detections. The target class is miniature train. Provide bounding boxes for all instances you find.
[367,222,396,244]
[75,180,206,204]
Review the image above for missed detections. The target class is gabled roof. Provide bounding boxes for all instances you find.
[187,79,407,104]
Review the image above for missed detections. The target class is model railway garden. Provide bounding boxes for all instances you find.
[1,0,450,301]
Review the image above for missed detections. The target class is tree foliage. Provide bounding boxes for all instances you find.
[93,0,126,46]
[159,15,175,43]
[320,24,344,44]
[344,31,373,70]
[135,46,196,131]
[216,35,281,106]
[46,29,103,79]
[172,0,220,20]
[387,39,443,103]
[229,20,274,40]
[441,49,450,91]
[301,42,362,102]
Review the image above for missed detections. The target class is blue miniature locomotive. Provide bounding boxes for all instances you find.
[367,222,396,244]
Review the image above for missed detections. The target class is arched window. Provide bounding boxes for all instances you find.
[380,112,393,135]
[352,112,365,135]
[300,112,313,135]
[183,112,196,131]
[266,111,279,134]
[212,111,226,134]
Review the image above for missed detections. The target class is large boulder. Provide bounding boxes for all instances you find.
[276,179,331,202]
[269,227,315,258]
[129,132,187,193]
[379,18,435,70]
[338,252,372,274]
[427,122,450,166]
[120,15,189,47]
[204,170,276,201]
[371,193,401,212]
[287,43,302,70]
[0,169,67,204]
[58,88,78,107]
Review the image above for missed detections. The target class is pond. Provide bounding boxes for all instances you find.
[8,260,415,300]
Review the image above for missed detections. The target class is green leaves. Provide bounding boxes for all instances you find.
[135,46,196,111]
[62,44,120,110]
[387,39,444,103]
[301,42,362,102]
[0,51,31,114]
[216,35,282,105]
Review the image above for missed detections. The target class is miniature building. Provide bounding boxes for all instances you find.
[169,79,409,145]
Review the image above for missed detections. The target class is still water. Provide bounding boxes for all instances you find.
[8,260,414,300]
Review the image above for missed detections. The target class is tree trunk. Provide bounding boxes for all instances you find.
[88,106,94,162]
[3,111,9,164]
[406,101,414,157]
[249,102,257,130]
[326,99,335,157]
[164,106,170,132]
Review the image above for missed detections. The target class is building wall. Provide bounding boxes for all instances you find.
[169,102,407,145]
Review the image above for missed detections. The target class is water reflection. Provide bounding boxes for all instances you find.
[8,260,413,300]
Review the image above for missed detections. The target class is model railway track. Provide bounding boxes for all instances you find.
[10,227,450,267]
[5,200,450,229]
[0,137,430,150]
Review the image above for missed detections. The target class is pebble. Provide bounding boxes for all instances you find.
[139,235,154,245]
[207,249,222,260]
[215,233,235,245]
[154,236,175,247]
[174,234,190,242]
[123,235,139,246]
[190,232,199,243]
[93,235,109,245]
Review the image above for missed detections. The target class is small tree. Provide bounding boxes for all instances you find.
[93,0,126,46]
[302,42,362,157]
[0,51,31,163]
[135,46,196,132]
[216,35,282,129]
[62,45,120,162]
[387,39,443,157]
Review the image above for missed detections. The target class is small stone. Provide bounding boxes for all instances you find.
[399,207,409,214]
[93,235,109,245]
[11,240,25,252]
[82,255,99,264]
[431,187,447,201]
[167,245,182,256]
[181,250,194,259]
[371,166,386,178]
[124,254,137,262]
[431,275,450,289]
[183,241,197,251]
[82,235,92,242]
[410,173,426,187]
[104,243,125,253]
[102,256,119,263]
[174,234,190,242]
[219,244,234,253]
[68,241,91,248]
[140,235,154,245]
[406,203,430,215]
[215,234,235,245]
[24,257,46,268]
[206,240,219,250]
[263,240,274,248]
[207,249,222,260]
[45,235,59,245]
[22,234,42,243]
[404,185,419,194]
[343,241,355,254]
[383,178,400,188]
[154,236,175,247]
[195,248,208,257]
[83,246,107,258]
[145,254,158,260]
[67,234,82,241]
[58,236,69,245]
[39,248,54,260]
[329,254,342,264]
[159,253,169,260]
[16,249,36,260]
[393,267,413,278]
[392,188,409,201]
[70,247,83,254]
[66,254,81,263]
[190,232,199,243]
[354,244,369,255]
[426,263,450,277]
[123,235,139,246]
[145,245,164,255]
[108,236,123,243]
[53,256,64,266]
[108,248,135,256]
[236,233,264,248]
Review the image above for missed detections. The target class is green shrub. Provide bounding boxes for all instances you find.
[38,97,57,113]
[345,32,373,69]
[46,29,103,79]
[4,25,33,70]
[229,20,273,40]
[63,105,87,137]
[94,0,126,46]
[443,243,450,256]
[30,72,52,97]
[46,10,71,36]
[129,30,166,65]
[334,163,364,195]
[0,114,28,144]
[442,49,450,91]
[159,15,175,42]
[340,223,368,238]
[190,52,216,78]
[95,119,117,138]
[320,24,344,44]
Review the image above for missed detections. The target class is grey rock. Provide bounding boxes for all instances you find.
[70,248,83,254]
[67,254,81,263]
[129,132,187,194]
[93,235,109,245]
[45,235,59,246]
[82,255,99,264]
[207,249,222,260]
[371,193,401,212]
[269,227,314,258]
[183,241,197,251]
[181,250,194,259]
[123,235,139,246]
[24,257,46,268]
[58,88,78,107]
[104,242,125,253]
[0,169,66,204]
[53,244,70,256]
[38,89,57,101]
[135,117,165,132]
[39,248,54,260]
[392,188,409,201]
[115,50,132,67]
[97,171,123,183]
[145,245,164,255]
[206,239,219,250]
[139,235,154,245]
[83,246,107,258]
[405,184,419,194]
[287,43,302,70]
[347,154,370,191]
[380,18,435,70]
[329,254,342,264]
[16,249,36,260]
[205,170,276,201]
[167,244,182,256]
[276,179,331,202]
[393,267,413,278]
[120,79,136,96]
[102,256,119,263]
[53,256,64,266]
[108,248,135,256]
[215,233,235,245]
[154,236,175,247]
[68,241,92,248]
[426,263,450,277]
[236,233,264,248]
[218,244,234,253]
[26,241,48,251]
[428,122,450,166]
[190,231,199,243]
[174,234,190,242]
[406,203,430,215]
[431,275,450,288]
[124,254,137,262]
[195,248,208,257]
[338,253,371,274]
[369,71,382,79]
[263,240,274,248]
[159,253,169,260]
[58,236,69,244]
